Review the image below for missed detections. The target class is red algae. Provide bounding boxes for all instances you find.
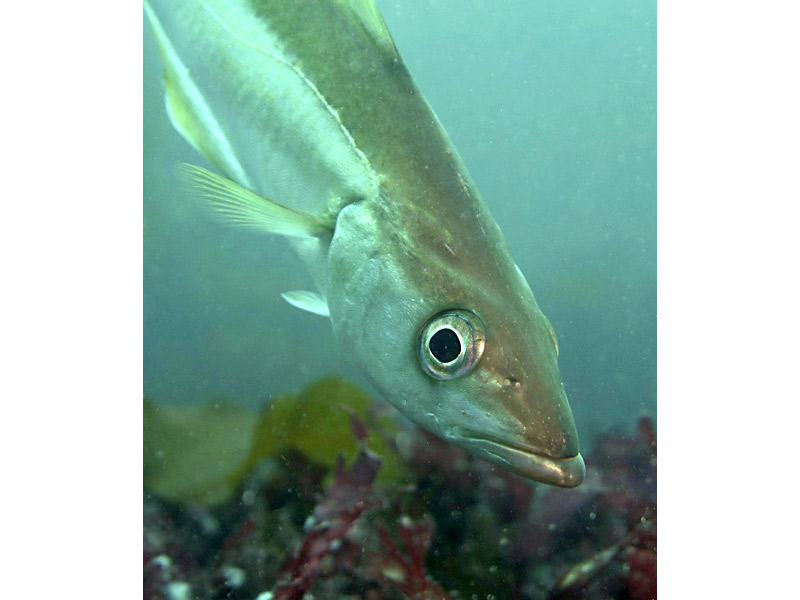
[144,392,656,600]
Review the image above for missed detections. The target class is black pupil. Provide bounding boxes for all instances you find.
[429,328,461,363]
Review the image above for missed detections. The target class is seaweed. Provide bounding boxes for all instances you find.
[143,398,258,505]
[271,415,384,599]
[143,377,405,507]
[235,377,406,486]
[370,516,452,600]
[144,378,656,599]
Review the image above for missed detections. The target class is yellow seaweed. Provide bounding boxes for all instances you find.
[144,377,405,506]
[143,398,257,505]
[234,377,405,486]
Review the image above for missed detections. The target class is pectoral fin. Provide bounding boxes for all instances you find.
[179,164,333,239]
[281,291,330,317]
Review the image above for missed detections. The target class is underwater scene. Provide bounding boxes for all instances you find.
[144,1,656,599]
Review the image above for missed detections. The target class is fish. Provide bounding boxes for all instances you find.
[144,0,585,487]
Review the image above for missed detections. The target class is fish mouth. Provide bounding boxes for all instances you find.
[462,435,586,488]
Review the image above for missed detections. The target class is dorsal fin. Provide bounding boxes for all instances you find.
[543,315,559,357]
[336,0,399,58]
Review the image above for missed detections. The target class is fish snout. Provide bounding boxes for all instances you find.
[463,386,584,486]
[515,407,585,487]
[484,383,584,487]
[471,436,585,488]
[447,420,585,488]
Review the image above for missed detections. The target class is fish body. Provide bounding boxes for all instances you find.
[145,0,585,487]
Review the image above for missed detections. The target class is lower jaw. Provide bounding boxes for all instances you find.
[464,438,586,488]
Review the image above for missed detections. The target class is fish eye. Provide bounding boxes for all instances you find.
[418,309,486,380]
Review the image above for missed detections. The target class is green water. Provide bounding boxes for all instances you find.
[143,0,656,446]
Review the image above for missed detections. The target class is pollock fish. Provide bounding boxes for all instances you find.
[145,0,585,487]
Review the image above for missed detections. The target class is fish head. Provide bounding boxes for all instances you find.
[411,272,585,488]
[328,202,584,487]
